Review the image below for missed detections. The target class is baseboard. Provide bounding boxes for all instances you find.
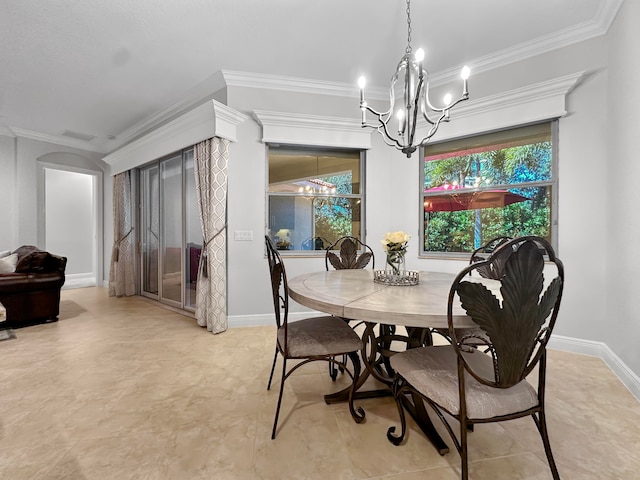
[62,273,97,289]
[549,334,640,401]
[227,313,640,402]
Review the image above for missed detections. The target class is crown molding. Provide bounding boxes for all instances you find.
[7,127,106,153]
[252,71,583,149]
[432,0,623,84]
[225,0,621,94]
[253,110,372,149]
[114,71,228,148]
[455,71,584,119]
[222,70,364,98]
[427,71,584,142]
[104,99,247,175]
[0,125,15,137]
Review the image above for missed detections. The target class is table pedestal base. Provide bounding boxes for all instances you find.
[324,322,450,455]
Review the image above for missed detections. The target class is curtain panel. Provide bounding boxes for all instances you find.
[194,137,230,333]
[108,171,136,297]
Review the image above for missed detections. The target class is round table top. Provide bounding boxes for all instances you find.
[287,269,485,329]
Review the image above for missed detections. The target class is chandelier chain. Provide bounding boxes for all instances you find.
[357,0,470,157]
[405,0,412,54]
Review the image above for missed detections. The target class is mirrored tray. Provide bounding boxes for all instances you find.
[373,270,420,286]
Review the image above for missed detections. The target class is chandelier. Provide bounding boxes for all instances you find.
[358,0,470,158]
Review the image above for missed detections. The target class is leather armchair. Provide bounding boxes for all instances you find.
[0,245,67,328]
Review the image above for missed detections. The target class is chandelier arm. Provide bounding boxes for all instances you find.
[378,128,405,149]
[416,114,448,146]
[446,93,470,110]
[423,82,446,113]
[361,103,393,119]
[421,92,470,128]
[361,102,407,151]
[378,120,407,151]
[423,78,469,114]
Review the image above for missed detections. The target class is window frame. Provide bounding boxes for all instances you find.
[419,120,559,258]
[266,144,367,256]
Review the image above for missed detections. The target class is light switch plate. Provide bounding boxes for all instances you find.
[234,230,253,241]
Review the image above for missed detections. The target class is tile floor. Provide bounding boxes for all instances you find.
[1,287,639,479]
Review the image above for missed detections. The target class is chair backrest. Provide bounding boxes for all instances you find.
[469,236,514,279]
[448,236,564,388]
[265,236,289,334]
[301,236,329,251]
[325,236,374,271]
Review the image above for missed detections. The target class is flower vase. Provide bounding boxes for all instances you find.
[385,251,406,277]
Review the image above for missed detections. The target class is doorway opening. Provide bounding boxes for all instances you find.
[37,163,103,288]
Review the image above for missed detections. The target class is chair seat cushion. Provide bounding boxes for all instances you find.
[391,345,538,420]
[278,316,362,358]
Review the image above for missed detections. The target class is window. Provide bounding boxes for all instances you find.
[421,122,556,254]
[267,146,364,252]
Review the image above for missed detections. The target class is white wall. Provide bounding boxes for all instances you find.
[0,135,17,249]
[606,0,640,377]
[45,168,94,275]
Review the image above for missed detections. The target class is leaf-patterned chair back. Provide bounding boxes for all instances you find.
[449,236,564,388]
[469,236,514,280]
[325,236,374,271]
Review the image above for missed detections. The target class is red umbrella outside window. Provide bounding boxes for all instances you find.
[423,184,530,212]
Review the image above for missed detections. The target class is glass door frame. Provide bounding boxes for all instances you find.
[138,148,198,312]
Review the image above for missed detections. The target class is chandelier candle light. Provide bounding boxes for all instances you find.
[358,0,470,158]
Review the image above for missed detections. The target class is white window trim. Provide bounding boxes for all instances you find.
[423,72,583,142]
[253,110,372,150]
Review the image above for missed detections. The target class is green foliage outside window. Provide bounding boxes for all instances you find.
[423,124,554,253]
[314,174,357,242]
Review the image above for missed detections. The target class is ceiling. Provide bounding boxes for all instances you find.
[0,0,622,154]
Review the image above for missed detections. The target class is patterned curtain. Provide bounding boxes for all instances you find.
[108,171,136,297]
[194,137,229,333]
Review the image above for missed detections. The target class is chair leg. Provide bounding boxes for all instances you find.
[533,411,560,480]
[460,417,469,480]
[267,346,278,390]
[271,357,287,439]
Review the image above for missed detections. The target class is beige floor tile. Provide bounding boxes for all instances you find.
[1,286,638,479]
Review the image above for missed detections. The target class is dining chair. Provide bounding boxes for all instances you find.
[324,236,374,380]
[325,235,374,271]
[301,236,330,251]
[433,236,515,344]
[469,235,514,279]
[386,236,564,480]
[264,236,366,438]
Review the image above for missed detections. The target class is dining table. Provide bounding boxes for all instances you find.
[287,268,495,455]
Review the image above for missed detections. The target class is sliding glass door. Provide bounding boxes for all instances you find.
[160,154,183,306]
[141,165,160,297]
[140,148,199,311]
